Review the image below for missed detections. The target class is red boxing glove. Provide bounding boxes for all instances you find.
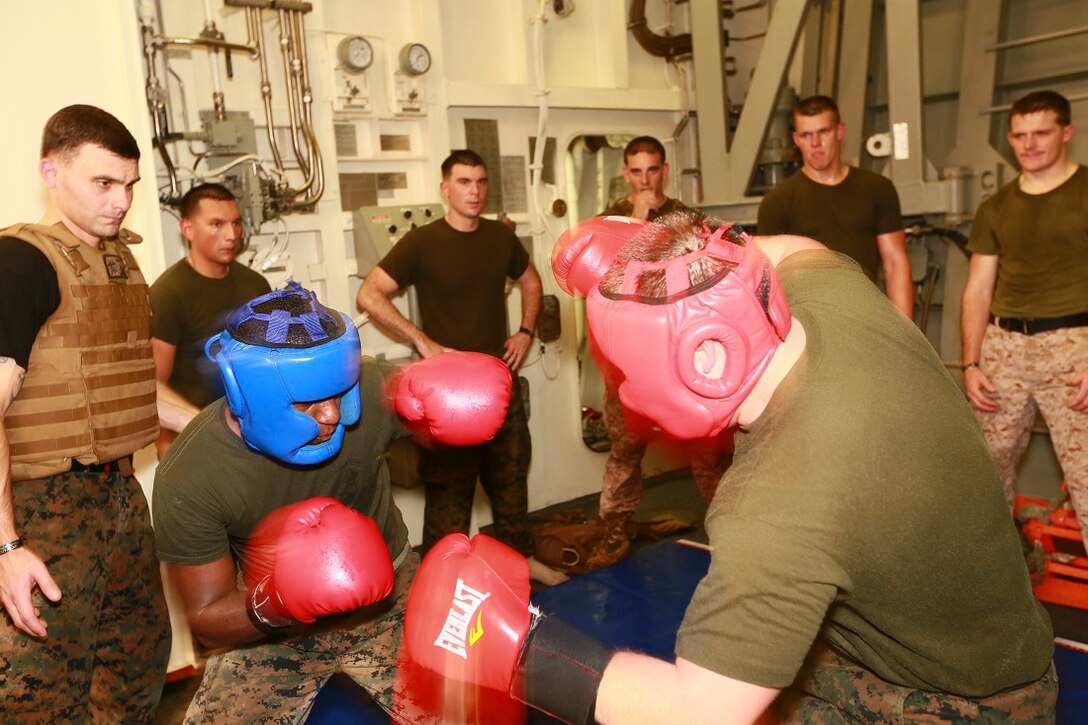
[386,351,512,447]
[551,215,647,296]
[245,497,395,628]
[403,534,532,694]
[396,534,615,724]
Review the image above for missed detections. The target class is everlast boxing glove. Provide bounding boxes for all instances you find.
[385,351,512,447]
[401,534,614,725]
[551,215,647,296]
[245,497,395,631]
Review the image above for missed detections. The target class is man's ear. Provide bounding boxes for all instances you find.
[179,217,193,244]
[40,157,58,188]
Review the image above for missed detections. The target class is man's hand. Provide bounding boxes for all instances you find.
[416,338,453,358]
[964,366,1000,413]
[630,190,661,220]
[1067,366,1088,413]
[503,331,532,370]
[0,547,62,638]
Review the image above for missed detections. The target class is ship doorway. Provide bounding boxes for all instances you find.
[564,133,633,452]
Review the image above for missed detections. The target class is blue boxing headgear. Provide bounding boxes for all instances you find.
[206,281,361,465]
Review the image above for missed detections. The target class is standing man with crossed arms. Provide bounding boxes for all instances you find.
[962,89,1088,548]
[758,95,914,319]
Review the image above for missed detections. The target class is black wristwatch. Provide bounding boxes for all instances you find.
[518,326,534,338]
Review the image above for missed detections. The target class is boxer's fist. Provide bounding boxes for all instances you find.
[397,534,615,724]
[245,497,395,628]
[403,534,533,695]
[551,215,647,296]
[386,351,512,447]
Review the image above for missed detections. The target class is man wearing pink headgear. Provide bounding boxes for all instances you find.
[399,211,1055,724]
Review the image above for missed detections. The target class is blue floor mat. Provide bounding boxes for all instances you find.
[1055,640,1088,724]
[305,672,389,724]
[530,540,710,661]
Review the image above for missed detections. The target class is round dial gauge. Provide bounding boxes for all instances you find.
[337,36,373,74]
[399,42,432,76]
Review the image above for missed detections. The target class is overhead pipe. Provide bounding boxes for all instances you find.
[246,7,287,173]
[139,8,180,202]
[628,0,693,59]
[288,7,324,205]
[272,5,323,208]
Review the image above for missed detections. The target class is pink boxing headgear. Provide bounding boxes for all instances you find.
[586,220,791,440]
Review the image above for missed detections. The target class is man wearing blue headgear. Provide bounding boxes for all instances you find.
[151,281,512,722]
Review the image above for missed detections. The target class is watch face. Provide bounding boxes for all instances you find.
[402,43,431,75]
[339,36,373,73]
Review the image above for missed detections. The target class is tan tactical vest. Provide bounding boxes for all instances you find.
[4,223,159,480]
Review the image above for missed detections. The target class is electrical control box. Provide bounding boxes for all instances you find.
[352,203,443,330]
[352,203,444,277]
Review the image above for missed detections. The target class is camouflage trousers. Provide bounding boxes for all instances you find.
[184,551,419,724]
[977,323,1088,548]
[777,645,1057,723]
[0,468,171,723]
[419,383,533,555]
[599,383,729,518]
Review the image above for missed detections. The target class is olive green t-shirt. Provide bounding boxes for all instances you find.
[152,357,410,570]
[676,251,1053,696]
[378,218,529,358]
[967,165,1088,318]
[757,167,903,280]
[149,259,271,407]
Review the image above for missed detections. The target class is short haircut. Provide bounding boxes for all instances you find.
[599,210,743,300]
[1010,90,1071,127]
[40,104,140,163]
[441,149,487,179]
[180,183,238,219]
[623,136,667,164]
[793,95,841,125]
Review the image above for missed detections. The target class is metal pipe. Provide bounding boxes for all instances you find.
[290,8,323,202]
[979,93,1088,115]
[248,7,287,172]
[277,8,309,181]
[628,0,693,59]
[140,16,179,201]
[285,9,311,178]
[986,25,1088,52]
[152,35,259,58]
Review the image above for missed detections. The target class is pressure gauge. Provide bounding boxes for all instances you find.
[398,42,432,76]
[337,35,373,74]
